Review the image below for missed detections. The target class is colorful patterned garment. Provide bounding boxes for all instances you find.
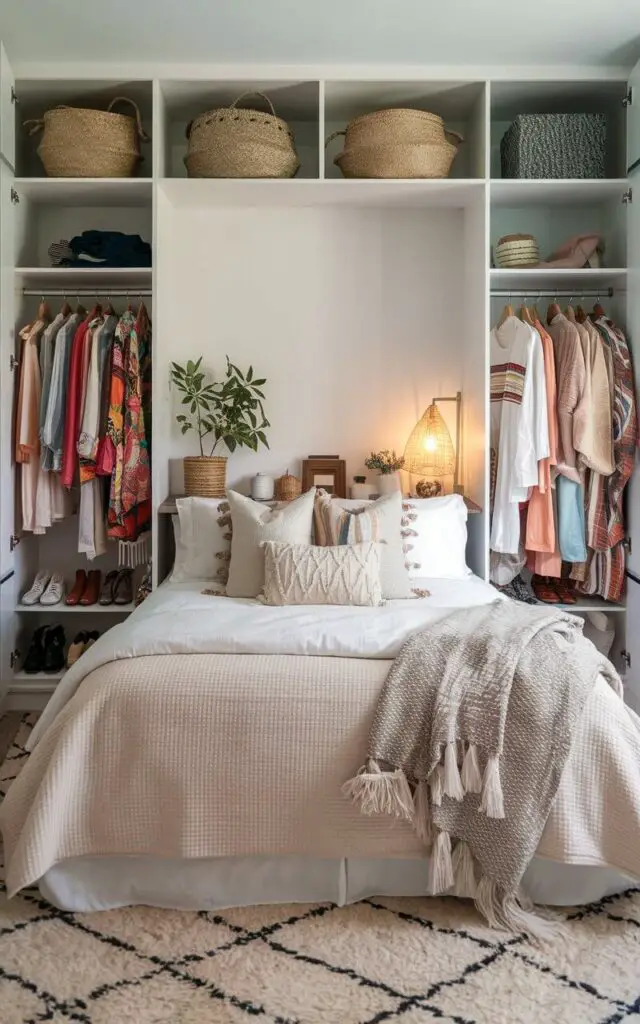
[580,317,638,602]
[106,305,151,547]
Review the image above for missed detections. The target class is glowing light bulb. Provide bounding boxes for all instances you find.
[423,435,438,453]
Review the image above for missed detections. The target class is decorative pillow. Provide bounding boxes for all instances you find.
[226,488,316,598]
[314,489,412,599]
[402,494,471,579]
[262,541,383,606]
[171,497,232,583]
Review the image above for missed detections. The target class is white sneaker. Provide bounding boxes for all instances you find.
[21,571,52,606]
[40,571,65,606]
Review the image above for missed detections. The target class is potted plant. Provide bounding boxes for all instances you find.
[364,449,405,496]
[170,356,269,497]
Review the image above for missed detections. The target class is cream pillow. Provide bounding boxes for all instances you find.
[226,488,316,598]
[171,497,232,584]
[313,489,413,599]
[262,541,383,606]
[402,494,471,578]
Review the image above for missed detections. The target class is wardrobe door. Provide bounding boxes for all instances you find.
[0,161,15,579]
[628,58,640,174]
[627,166,640,578]
[0,41,15,170]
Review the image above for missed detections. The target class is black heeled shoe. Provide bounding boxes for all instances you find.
[23,625,49,674]
[43,624,66,674]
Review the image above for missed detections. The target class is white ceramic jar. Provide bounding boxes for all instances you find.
[251,473,275,501]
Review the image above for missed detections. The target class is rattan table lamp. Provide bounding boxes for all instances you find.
[403,391,462,496]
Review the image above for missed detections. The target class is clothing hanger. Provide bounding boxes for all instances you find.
[592,295,606,319]
[75,295,88,317]
[497,293,514,328]
[575,294,587,323]
[519,294,535,325]
[37,295,51,322]
[566,296,576,320]
[546,290,562,323]
[59,294,71,317]
[103,293,116,316]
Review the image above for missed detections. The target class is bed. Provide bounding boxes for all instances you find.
[2,573,640,912]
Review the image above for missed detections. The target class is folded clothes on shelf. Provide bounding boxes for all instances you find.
[48,230,152,268]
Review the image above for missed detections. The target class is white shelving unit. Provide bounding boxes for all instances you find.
[0,58,638,709]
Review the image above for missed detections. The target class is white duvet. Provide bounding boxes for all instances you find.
[28,575,500,748]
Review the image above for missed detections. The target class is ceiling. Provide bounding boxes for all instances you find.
[1,0,639,69]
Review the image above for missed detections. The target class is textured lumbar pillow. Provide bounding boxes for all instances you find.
[262,541,383,606]
[313,488,412,599]
[226,488,316,598]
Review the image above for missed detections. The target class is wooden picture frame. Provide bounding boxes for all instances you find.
[302,457,347,498]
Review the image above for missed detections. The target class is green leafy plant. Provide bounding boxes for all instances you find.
[170,356,270,457]
[364,449,405,474]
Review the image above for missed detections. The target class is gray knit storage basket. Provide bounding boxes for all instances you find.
[24,97,148,178]
[500,113,606,179]
[184,92,300,178]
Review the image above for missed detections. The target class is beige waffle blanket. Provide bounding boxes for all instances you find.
[2,653,640,898]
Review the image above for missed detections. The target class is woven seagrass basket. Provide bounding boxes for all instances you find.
[184,92,300,179]
[327,108,463,179]
[183,456,227,498]
[24,97,148,178]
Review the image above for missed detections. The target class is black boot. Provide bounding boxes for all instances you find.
[43,624,66,674]
[23,625,49,674]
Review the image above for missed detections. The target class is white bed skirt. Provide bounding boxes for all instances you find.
[39,855,635,913]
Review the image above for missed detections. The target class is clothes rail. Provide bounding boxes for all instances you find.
[491,288,614,298]
[22,288,152,297]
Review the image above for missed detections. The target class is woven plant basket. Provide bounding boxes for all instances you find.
[333,141,459,179]
[184,92,300,179]
[274,471,302,502]
[183,456,227,498]
[24,97,148,178]
[495,233,540,268]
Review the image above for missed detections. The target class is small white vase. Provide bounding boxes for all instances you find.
[376,472,400,495]
[251,473,275,501]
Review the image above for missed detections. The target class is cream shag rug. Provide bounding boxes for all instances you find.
[1,715,640,1024]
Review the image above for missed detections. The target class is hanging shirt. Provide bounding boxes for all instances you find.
[580,315,614,476]
[42,313,81,471]
[546,313,587,483]
[38,312,68,466]
[490,316,548,556]
[16,320,47,533]
[78,315,117,461]
[525,320,558,557]
[581,316,638,603]
[60,313,95,488]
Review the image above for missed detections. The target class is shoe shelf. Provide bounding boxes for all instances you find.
[15,602,136,613]
[12,671,65,683]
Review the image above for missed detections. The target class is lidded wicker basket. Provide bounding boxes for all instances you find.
[184,92,300,179]
[327,108,463,179]
[274,470,302,502]
[183,456,227,498]
[24,97,148,178]
[494,233,540,268]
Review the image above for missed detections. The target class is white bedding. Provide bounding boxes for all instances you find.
[28,574,501,749]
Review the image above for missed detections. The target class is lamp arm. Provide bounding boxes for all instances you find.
[431,393,463,493]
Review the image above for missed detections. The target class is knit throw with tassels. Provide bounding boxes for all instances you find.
[343,599,623,939]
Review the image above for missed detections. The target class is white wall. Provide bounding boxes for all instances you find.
[156,203,466,496]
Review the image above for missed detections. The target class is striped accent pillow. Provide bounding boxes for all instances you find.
[313,489,412,599]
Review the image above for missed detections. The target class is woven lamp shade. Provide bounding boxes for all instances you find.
[404,403,455,476]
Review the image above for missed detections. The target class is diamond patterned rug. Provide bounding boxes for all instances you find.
[1,715,640,1023]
